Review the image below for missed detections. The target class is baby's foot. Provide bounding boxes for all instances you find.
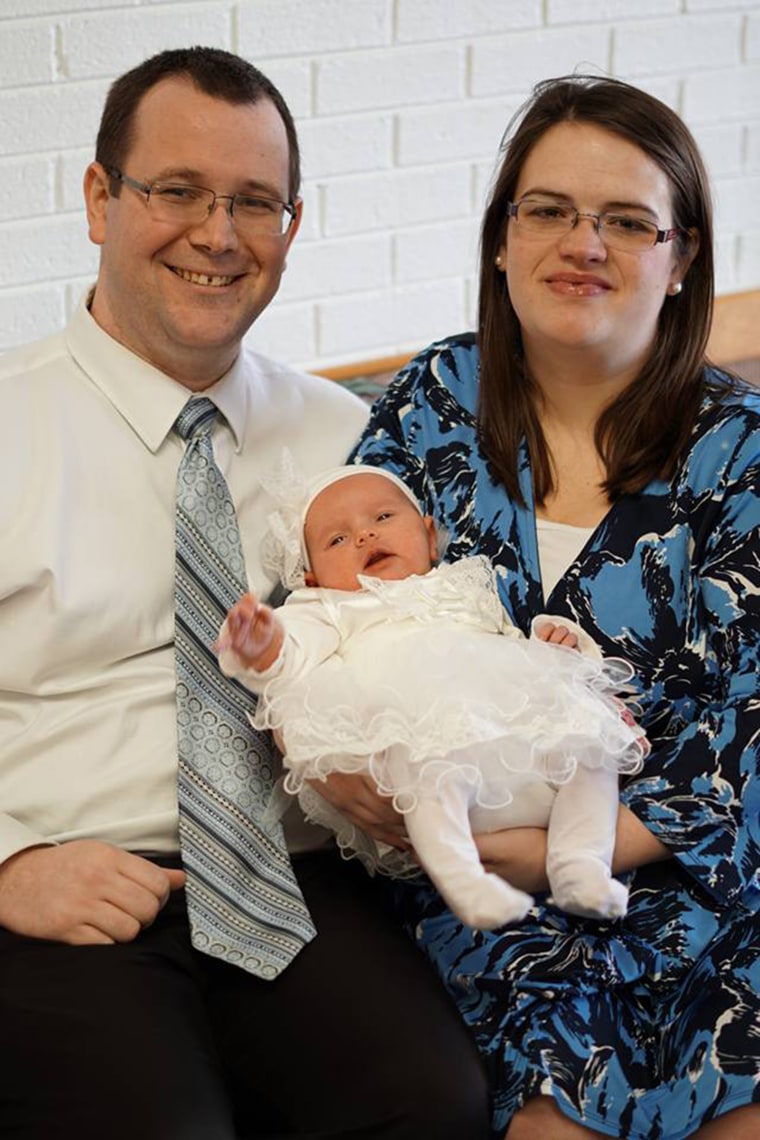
[549,857,628,920]
[450,873,533,930]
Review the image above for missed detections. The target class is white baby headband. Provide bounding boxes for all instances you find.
[260,454,424,590]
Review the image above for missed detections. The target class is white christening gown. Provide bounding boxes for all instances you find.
[219,557,648,929]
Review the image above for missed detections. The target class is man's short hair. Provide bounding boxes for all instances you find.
[95,46,301,199]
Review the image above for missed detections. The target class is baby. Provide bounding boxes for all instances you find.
[217,466,647,930]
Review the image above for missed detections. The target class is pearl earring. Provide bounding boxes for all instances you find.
[670,282,682,295]
[495,255,503,267]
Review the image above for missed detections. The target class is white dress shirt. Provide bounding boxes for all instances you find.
[0,298,368,863]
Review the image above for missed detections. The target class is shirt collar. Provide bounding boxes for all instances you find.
[65,294,248,453]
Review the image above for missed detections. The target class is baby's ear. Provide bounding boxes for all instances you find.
[304,570,318,587]
[423,515,438,561]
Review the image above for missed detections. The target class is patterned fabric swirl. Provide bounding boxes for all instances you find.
[174,397,315,979]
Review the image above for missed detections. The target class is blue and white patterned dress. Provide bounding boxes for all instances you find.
[351,333,760,1139]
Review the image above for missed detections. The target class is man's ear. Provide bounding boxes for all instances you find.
[424,516,438,562]
[84,162,111,247]
[303,570,318,587]
[281,196,303,268]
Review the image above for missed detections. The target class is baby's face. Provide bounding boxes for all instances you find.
[303,473,437,591]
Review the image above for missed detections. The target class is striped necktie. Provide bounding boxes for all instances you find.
[173,397,315,979]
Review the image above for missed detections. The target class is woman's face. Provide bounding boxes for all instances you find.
[497,121,687,383]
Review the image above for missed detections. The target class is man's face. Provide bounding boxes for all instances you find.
[85,76,300,390]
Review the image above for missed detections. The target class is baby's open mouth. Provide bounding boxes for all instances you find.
[364,550,391,569]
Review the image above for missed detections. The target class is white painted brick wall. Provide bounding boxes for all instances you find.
[548,0,679,21]
[691,124,744,179]
[322,163,472,238]
[748,123,760,171]
[747,10,760,57]
[316,45,465,114]
[397,100,519,166]
[392,218,479,285]
[395,0,539,42]
[238,0,390,58]
[613,14,741,76]
[1,0,758,368]
[470,27,611,97]
[279,232,391,302]
[298,114,393,179]
[0,155,55,221]
[61,5,232,80]
[683,65,760,123]
[0,19,55,87]
[687,0,758,10]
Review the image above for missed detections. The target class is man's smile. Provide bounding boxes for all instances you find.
[168,266,239,287]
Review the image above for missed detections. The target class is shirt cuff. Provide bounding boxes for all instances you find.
[0,814,56,865]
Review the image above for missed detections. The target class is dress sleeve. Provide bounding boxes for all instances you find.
[622,422,760,908]
[218,597,342,693]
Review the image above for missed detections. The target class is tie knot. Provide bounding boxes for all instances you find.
[174,398,218,441]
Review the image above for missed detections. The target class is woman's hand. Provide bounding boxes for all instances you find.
[474,828,550,893]
[473,806,671,895]
[307,772,410,850]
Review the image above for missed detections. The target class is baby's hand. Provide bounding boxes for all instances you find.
[535,621,579,650]
[216,593,278,668]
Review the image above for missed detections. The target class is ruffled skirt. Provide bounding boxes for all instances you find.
[256,624,647,815]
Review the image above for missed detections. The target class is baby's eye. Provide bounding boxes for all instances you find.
[376,512,392,522]
[328,534,345,547]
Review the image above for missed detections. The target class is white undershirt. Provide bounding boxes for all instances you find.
[536,518,595,599]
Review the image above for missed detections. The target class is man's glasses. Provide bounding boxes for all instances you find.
[507,198,683,253]
[107,168,296,237]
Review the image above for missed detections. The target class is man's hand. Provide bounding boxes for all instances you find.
[0,840,186,945]
[308,772,410,850]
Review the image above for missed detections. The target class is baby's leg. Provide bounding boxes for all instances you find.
[546,764,628,919]
[404,775,533,930]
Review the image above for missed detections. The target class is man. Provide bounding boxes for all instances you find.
[0,48,488,1140]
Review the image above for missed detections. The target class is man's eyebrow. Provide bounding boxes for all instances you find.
[519,187,659,219]
[148,167,287,198]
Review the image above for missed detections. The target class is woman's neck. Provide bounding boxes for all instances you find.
[525,342,643,432]
[526,347,634,527]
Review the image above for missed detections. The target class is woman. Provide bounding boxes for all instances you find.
[347,76,760,1139]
